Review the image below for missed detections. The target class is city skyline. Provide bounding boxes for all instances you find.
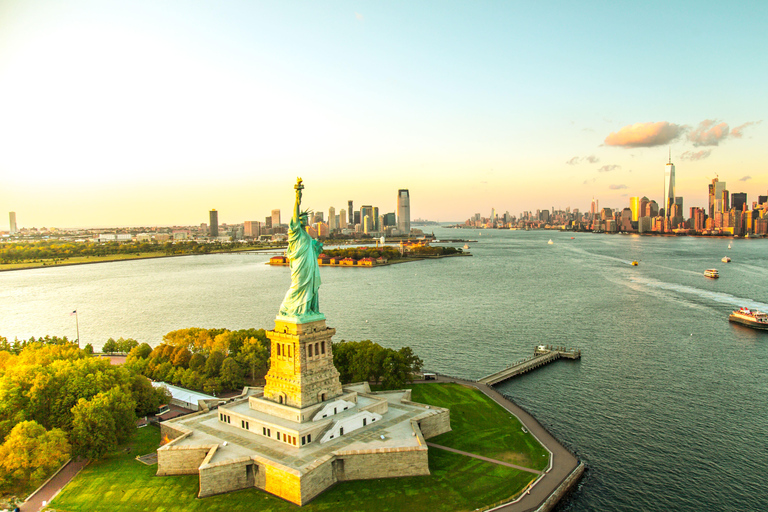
[1,1,766,228]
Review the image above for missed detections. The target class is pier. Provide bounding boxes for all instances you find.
[478,345,581,386]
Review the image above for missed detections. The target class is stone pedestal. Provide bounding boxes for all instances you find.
[263,316,343,409]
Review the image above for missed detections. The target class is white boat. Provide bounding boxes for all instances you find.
[463,244,469,249]
[728,243,732,249]
[721,256,731,263]
[547,239,554,245]
[704,269,719,278]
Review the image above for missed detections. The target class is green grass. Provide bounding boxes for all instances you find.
[49,384,545,512]
[411,383,551,471]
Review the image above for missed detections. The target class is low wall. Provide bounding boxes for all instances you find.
[156,444,213,476]
[335,447,430,481]
[418,409,451,439]
[199,456,253,497]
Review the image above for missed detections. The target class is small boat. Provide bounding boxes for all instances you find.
[729,307,768,330]
[570,237,575,239]
[463,244,469,249]
[631,261,639,266]
[704,269,719,278]
[547,239,553,245]
[722,256,731,263]
[728,243,732,249]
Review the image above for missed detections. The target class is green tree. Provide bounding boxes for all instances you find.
[71,388,136,459]
[189,353,206,371]
[0,420,70,494]
[220,357,245,390]
[171,347,192,368]
[235,337,269,381]
[117,337,139,354]
[204,351,225,377]
[127,342,152,361]
[83,343,94,355]
[102,338,118,353]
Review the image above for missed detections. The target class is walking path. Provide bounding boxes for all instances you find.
[429,376,583,512]
[19,458,88,512]
[426,442,543,474]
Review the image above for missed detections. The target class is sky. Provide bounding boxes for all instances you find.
[1,1,766,228]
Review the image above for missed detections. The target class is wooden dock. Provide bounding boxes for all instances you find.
[478,345,581,386]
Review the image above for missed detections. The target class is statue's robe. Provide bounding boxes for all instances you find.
[279,215,322,318]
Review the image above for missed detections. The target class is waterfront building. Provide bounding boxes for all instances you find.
[363,215,372,234]
[244,221,262,238]
[397,189,410,235]
[209,210,218,237]
[664,154,675,222]
[732,192,747,211]
[690,207,706,232]
[645,200,659,219]
[8,212,17,234]
[629,197,640,222]
[328,207,336,231]
[360,206,373,232]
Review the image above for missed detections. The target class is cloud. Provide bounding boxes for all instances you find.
[739,175,752,182]
[598,164,620,172]
[355,12,364,21]
[583,178,597,185]
[604,122,686,147]
[566,154,599,165]
[679,149,712,161]
[731,120,761,138]
[688,119,730,146]
[609,184,627,190]
[566,156,580,165]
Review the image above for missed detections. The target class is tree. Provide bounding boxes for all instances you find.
[220,357,245,390]
[171,347,192,368]
[0,420,70,494]
[127,342,152,361]
[83,343,94,355]
[204,351,225,377]
[189,353,206,371]
[235,337,268,381]
[71,388,136,459]
[131,375,170,417]
[117,338,139,354]
[102,338,118,353]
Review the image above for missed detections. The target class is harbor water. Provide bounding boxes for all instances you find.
[1,229,766,511]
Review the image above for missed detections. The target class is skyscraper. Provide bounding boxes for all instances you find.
[339,209,347,228]
[328,207,336,231]
[348,201,353,226]
[629,197,640,222]
[732,193,747,212]
[664,153,675,220]
[209,210,218,237]
[397,189,410,235]
[8,212,17,235]
[271,209,281,229]
[360,205,373,231]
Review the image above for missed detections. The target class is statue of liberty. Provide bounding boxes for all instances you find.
[278,178,324,320]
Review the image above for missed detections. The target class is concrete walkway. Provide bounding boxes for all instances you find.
[19,458,88,512]
[426,376,582,512]
[426,442,543,474]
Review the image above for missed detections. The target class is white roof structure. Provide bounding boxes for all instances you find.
[152,382,217,409]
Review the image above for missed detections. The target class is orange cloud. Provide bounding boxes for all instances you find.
[688,119,729,146]
[604,122,686,148]
[680,149,712,161]
[731,120,761,138]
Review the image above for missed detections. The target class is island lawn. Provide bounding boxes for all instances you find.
[49,383,546,512]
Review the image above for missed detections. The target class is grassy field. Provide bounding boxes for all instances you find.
[410,383,551,471]
[48,383,544,512]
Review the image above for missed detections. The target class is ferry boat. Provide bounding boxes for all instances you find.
[704,269,719,278]
[547,239,553,245]
[631,261,639,266]
[729,307,768,330]
[721,256,731,263]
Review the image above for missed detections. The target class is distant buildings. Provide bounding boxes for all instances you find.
[9,212,17,235]
[664,155,675,221]
[397,189,410,235]
[209,210,218,237]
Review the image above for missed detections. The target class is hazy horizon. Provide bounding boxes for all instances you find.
[2,1,766,229]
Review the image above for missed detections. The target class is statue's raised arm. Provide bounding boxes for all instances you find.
[278,178,324,321]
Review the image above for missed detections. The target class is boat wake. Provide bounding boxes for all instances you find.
[624,275,768,311]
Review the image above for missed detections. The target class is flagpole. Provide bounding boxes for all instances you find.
[75,311,80,347]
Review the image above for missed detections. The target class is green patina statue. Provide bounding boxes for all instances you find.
[278,178,324,321]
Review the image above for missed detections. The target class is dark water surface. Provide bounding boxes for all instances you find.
[1,229,766,511]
